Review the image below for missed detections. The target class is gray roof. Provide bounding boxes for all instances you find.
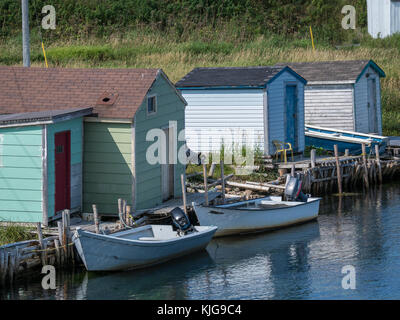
[176,66,302,88]
[0,107,93,126]
[275,60,385,83]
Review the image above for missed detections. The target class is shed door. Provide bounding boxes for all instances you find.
[55,131,71,213]
[285,85,298,150]
[368,78,378,133]
[161,128,174,201]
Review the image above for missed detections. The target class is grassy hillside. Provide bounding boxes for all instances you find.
[0,0,399,135]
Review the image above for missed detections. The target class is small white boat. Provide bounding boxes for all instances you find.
[193,196,320,237]
[73,224,218,271]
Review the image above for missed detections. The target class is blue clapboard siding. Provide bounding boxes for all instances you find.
[267,70,305,154]
[47,118,83,217]
[135,74,186,210]
[354,66,383,134]
[0,126,43,222]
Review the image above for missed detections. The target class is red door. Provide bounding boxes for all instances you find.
[55,131,71,213]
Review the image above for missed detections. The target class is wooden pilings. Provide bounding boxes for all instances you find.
[220,160,226,204]
[298,152,400,195]
[202,164,209,206]
[0,209,78,285]
[181,174,188,214]
[92,204,100,234]
[334,145,343,194]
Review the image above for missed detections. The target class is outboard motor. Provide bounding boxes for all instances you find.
[170,207,195,236]
[284,175,309,202]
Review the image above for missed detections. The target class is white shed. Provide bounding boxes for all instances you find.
[277,60,386,135]
[367,0,400,38]
[176,66,307,157]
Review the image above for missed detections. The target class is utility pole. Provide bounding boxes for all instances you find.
[22,0,30,67]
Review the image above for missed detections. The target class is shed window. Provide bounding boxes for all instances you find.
[147,96,157,115]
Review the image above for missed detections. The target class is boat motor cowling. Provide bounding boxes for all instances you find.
[170,207,194,235]
[284,175,309,202]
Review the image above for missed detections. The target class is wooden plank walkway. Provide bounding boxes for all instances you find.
[276,155,362,169]
[135,191,221,216]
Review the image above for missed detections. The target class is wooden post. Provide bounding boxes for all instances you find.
[334,145,343,194]
[126,205,131,226]
[54,239,61,266]
[118,198,123,228]
[202,164,209,206]
[220,160,225,204]
[92,204,100,234]
[2,252,9,283]
[375,144,383,184]
[63,210,70,261]
[310,149,316,168]
[181,174,187,214]
[208,163,216,177]
[362,143,370,189]
[57,221,64,265]
[36,222,46,265]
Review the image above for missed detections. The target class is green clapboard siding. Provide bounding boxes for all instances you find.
[135,74,186,210]
[47,118,83,216]
[83,122,132,214]
[0,126,43,222]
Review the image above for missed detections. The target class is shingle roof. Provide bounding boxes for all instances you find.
[0,67,161,119]
[275,60,385,83]
[0,107,93,126]
[176,66,297,88]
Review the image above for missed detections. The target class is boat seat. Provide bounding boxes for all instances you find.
[138,237,163,241]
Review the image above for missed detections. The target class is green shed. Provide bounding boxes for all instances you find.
[0,108,92,225]
[0,67,187,224]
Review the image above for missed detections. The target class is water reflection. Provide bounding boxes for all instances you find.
[1,182,400,300]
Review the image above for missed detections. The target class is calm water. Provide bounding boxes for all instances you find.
[1,182,400,300]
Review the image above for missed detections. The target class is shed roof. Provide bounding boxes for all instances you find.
[275,60,385,84]
[176,66,306,88]
[0,107,93,127]
[0,67,184,120]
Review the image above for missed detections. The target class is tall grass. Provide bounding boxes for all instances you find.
[0,30,399,135]
[0,223,34,246]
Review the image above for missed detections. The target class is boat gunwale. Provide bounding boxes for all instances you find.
[74,225,218,248]
[195,197,321,212]
[305,125,389,141]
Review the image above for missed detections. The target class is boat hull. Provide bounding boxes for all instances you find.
[305,125,388,155]
[193,198,320,237]
[73,226,217,271]
[305,135,385,155]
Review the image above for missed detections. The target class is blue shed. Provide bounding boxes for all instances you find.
[0,108,92,225]
[176,66,307,157]
[277,60,386,134]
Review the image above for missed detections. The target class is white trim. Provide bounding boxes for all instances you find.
[263,88,269,155]
[131,116,136,211]
[42,125,49,226]
[83,117,132,124]
[307,80,356,85]
[0,120,53,129]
